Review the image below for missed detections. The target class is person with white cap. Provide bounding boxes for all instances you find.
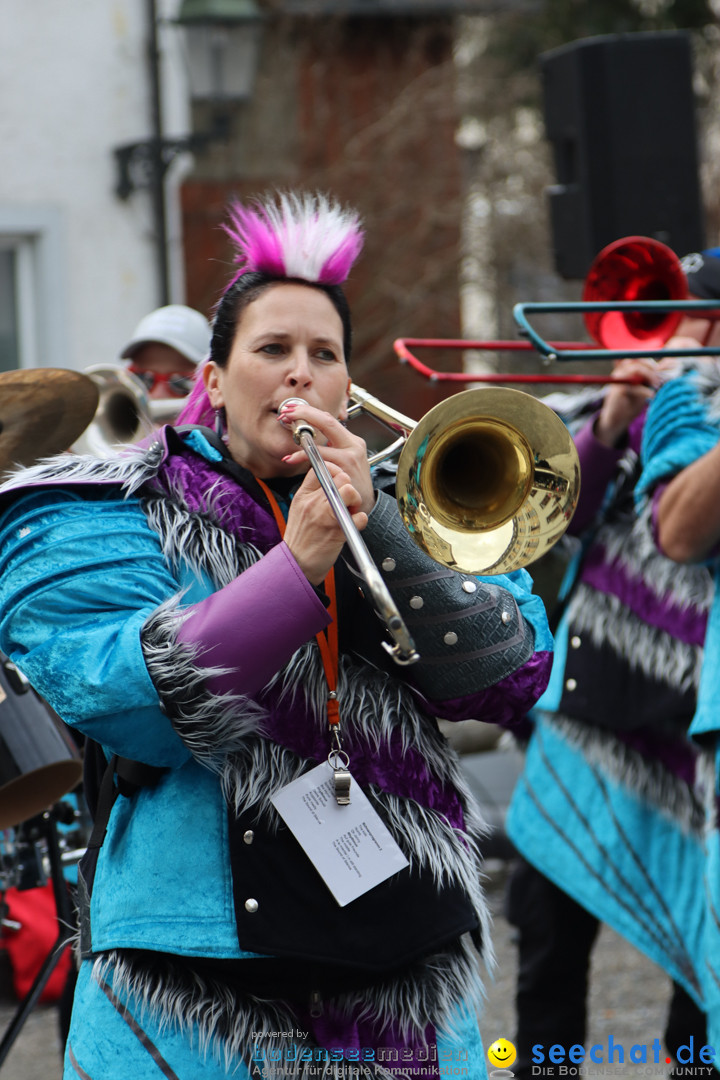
[120,304,211,400]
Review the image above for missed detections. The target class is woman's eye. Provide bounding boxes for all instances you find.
[261,342,285,356]
[316,349,338,363]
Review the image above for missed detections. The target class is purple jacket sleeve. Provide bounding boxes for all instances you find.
[176,541,331,698]
[569,415,625,534]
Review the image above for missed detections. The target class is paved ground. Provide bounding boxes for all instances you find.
[0,996,64,1079]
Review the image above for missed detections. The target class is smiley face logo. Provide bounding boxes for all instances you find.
[487,1038,517,1070]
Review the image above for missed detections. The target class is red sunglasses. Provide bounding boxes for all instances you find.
[128,366,195,398]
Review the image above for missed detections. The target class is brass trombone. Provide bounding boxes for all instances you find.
[282,384,580,666]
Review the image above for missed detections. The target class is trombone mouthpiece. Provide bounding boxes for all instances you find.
[278,397,315,441]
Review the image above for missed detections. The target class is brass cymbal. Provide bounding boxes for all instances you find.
[0,368,99,474]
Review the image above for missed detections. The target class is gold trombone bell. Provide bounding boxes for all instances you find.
[353,385,580,576]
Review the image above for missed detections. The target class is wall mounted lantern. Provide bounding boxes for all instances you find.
[114,0,264,202]
[177,0,264,104]
[113,0,264,304]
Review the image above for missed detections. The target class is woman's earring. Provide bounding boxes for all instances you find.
[214,407,225,439]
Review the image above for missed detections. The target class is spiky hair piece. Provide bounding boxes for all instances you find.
[224,191,364,288]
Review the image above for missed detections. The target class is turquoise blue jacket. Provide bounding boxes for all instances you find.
[637,367,720,742]
[0,482,246,957]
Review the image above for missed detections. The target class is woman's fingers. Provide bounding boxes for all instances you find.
[594,358,662,447]
[278,402,375,513]
[610,357,662,388]
[277,401,351,445]
[283,461,369,584]
[299,461,365,519]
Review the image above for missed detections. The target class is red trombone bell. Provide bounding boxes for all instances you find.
[582,235,687,349]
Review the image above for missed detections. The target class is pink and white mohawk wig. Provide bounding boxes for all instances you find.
[176,191,363,430]
[224,191,364,290]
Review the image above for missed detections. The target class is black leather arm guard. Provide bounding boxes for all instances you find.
[357,490,535,699]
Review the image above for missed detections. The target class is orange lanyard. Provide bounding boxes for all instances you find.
[255,478,341,729]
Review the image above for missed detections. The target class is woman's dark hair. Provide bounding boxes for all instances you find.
[210,273,353,369]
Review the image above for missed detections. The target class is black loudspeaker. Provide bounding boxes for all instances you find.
[541,32,705,279]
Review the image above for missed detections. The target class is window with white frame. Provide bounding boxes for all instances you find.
[0,244,20,371]
[0,236,39,371]
[0,208,67,372]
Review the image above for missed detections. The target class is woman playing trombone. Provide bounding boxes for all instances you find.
[0,191,552,1079]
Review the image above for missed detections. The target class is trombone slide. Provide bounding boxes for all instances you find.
[514,300,720,361]
[280,397,420,667]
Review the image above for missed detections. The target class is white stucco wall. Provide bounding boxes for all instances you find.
[0,0,192,372]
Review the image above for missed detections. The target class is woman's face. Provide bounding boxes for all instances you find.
[204,283,350,477]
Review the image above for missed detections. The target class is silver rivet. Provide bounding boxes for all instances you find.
[565,678,577,691]
[409,595,424,609]
[570,635,581,649]
[501,611,512,625]
[243,830,254,845]
[381,557,396,572]
[462,580,477,593]
[444,631,458,645]
[245,898,259,913]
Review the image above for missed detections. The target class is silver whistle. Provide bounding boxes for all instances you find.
[333,768,352,806]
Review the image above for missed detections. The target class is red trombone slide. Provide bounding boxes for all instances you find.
[394,236,720,386]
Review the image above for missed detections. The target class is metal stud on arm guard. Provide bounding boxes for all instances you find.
[356,491,535,699]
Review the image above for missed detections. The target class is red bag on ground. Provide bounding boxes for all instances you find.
[2,882,72,1003]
